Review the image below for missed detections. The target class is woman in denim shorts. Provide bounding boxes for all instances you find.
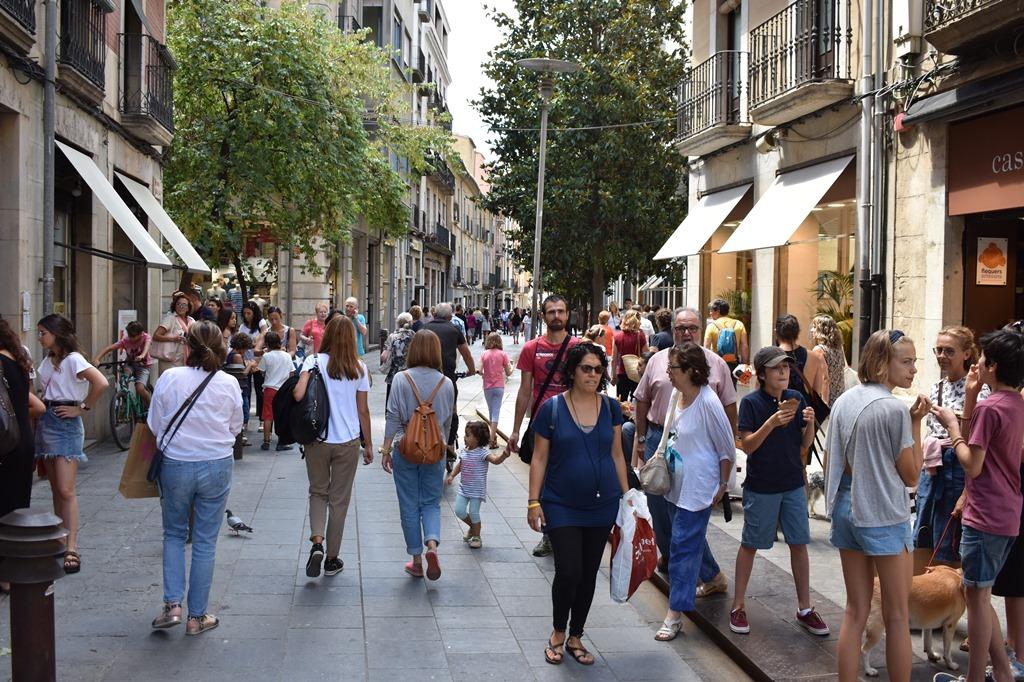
[824,330,930,682]
[36,314,109,574]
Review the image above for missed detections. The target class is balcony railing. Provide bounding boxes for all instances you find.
[428,153,455,194]
[677,51,749,139]
[748,0,851,109]
[427,222,452,253]
[60,0,106,91]
[119,33,175,134]
[925,0,998,30]
[1,0,35,32]
[338,13,360,33]
[413,48,425,83]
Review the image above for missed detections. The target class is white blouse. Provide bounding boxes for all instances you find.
[147,367,243,461]
[666,385,736,512]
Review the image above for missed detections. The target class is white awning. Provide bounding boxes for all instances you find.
[654,183,751,260]
[115,172,211,274]
[638,275,665,292]
[56,142,172,269]
[718,155,855,254]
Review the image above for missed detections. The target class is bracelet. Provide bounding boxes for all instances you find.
[527,502,541,510]
[950,437,966,449]
[528,498,540,504]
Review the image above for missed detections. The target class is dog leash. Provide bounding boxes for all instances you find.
[927,515,960,568]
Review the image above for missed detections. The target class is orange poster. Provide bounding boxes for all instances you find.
[977,238,1008,286]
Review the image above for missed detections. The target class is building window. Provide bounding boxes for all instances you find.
[392,15,402,61]
[362,6,383,47]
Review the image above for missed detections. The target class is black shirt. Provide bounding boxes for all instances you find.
[651,330,673,351]
[0,354,34,516]
[424,319,466,379]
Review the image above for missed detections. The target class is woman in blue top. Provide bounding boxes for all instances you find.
[527,343,631,667]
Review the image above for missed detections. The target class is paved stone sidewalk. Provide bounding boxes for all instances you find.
[0,339,746,682]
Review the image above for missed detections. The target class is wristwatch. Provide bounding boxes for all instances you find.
[80,402,91,412]
[636,434,647,444]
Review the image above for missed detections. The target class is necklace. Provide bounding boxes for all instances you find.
[567,392,604,498]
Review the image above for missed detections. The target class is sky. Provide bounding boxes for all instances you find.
[446,0,517,160]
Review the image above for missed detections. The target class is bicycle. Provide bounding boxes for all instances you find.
[99,361,150,451]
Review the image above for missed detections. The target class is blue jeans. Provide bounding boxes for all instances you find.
[159,456,232,616]
[391,444,445,555]
[668,505,714,612]
[912,446,965,562]
[633,421,720,582]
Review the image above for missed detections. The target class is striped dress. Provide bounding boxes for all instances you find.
[458,447,491,500]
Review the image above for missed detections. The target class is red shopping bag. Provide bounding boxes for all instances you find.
[609,490,658,602]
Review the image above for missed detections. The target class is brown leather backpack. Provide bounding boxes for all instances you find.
[398,373,448,465]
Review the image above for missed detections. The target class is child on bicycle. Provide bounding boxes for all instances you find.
[93,321,153,405]
[445,421,509,548]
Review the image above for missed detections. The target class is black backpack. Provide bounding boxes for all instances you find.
[288,354,331,445]
[272,374,302,446]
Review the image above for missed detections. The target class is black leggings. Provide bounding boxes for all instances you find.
[616,374,638,402]
[548,524,612,637]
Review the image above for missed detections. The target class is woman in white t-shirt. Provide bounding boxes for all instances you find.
[152,292,195,374]
[293,316,373,578]
[36,314,109,574]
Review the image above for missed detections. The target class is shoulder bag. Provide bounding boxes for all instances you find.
[639,390,677,496]
[147,371,217,482]
[518,335,573,464]
[151,316,189,363]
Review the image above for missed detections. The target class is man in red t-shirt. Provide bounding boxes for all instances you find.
[507,294,580,556]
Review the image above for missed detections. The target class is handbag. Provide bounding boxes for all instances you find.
[147,371,217,483]
[0,363,21,459]
[639,390,679,496]
[151,316,188,362]
[518,334,573,464]
[290,353,331,445]
[118,423,159,498]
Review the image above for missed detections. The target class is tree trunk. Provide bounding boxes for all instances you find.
[232,253,248,305]
[589,262,605,326]
[177,271,194,294]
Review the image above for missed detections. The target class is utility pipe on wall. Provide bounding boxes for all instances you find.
[856,0,875,351]
[42,0,57,315]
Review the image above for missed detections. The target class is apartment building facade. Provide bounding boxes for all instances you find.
[0,0,207,438]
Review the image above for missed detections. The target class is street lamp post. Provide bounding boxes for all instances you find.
[516,57,580,340]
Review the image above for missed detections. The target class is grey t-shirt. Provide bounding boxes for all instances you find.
[825,383,915,527]
[384,366,455,444]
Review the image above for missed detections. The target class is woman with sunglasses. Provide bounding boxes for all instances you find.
[913,325,985,567]
[527,343,631,666]
[153,292,195,374]
[824,329,930,681]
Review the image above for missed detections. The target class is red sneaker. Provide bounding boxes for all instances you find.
[796,608,830,636]
[729,608,750,634]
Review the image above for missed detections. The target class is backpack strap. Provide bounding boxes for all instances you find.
[425,376,446,405]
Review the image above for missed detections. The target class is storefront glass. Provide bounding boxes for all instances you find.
[704,224,753,330]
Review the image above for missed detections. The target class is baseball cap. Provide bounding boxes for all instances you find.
[753,346,795,375]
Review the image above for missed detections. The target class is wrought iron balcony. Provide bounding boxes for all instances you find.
[675,51,752,156]
[427,153,455,195]
[119,33,175,145]
[426,221,453,254]
[924,0,1024,54]
[338,13,361,34]
[59,0,107,101]
[748,0,853,125]
[413,48,425,83]
[0,0,35,53]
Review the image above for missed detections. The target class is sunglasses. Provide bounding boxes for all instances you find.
[577,364,603,375]
[933,346,957,357]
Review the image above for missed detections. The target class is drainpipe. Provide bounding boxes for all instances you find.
[856,0,874,351]
[285,246,294,327]
[42,0,57,315]
[869,0,887,333]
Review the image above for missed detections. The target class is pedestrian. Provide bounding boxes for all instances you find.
[568,308,579,337]
[501,309,510,335]
[523,310,532,340]
[93,320,153,406]
[527,343,630,666]
[650,308,674,351]
[728,347,829,638]
[704,299,749,384]
[300,303,329,355]
[480,332,512,449]
[258,306,297,359]
[480,310,491,340]
[598,310,616,359]
[225,332,258,444]
[205,297,223,316]
[294,315,373,578]
[239,302,267,431]
[628,307,735,591]
[148,321,242,635]
[913,325,982,565]
[809,314,848,407]
[775,314,826,404]
[931,328,1024,682]
[654,343,735,642]
[0,318,44,519]
[637,305,655,342]
[153,292,195,374]
[410,305,424,332]
[825,329,930,682]
[424,303,475,449]
[992,452,1024,680]
[510,308,523,344]
[445,420,510,548]
[343,297,368,356]
[257,331,294,451]
[582,324,606,349]
[608,302,621,330]
[216,307,238,345]
[507,295,581,557]
[379,330,455,580]
[35,314,108,574]
[612,310,648,401]
[465,309,477,344]
[381,312,415,407]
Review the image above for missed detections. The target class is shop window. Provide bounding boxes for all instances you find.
[703,224,753,332]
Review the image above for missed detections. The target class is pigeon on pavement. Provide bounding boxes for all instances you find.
[225,509,253,535]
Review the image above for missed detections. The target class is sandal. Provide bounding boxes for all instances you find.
[467,536,482,549]
[185,614,219,636]
[565,637,595,665]
[152,602,182,629]
[63,550,81,574]
[544,633,565,665]
[655,618,682,641]
[404,561,424,578]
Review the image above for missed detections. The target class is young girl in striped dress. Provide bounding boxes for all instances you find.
[445,421,509,548]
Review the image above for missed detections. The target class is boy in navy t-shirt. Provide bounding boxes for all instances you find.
[729,347,829,638]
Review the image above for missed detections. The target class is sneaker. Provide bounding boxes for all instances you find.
[260,441,270,451]
[796,608,830,636]
[323,558,344,576]
[305,542,325,577]
[258,424,264,432]
[931,674,964,682]
[729,608,750,634]
[532,535,553,557]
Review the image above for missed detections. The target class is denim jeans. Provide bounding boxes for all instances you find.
[391,444,445,555]
[668,505,714,612]
[159,456,232,616]
[912,446,964,562]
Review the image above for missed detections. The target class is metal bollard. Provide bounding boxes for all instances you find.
[0,508,69,682]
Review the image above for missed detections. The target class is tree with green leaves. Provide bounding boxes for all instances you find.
[165,0,449,297]
[476,0,689,320]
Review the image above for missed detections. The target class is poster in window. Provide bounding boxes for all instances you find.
[977,238,1008,286]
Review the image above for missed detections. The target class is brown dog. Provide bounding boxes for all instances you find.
[862,565,965,677]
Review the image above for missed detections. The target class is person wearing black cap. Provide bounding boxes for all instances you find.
[728,346,829,638]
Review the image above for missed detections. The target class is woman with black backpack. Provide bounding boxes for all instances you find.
[293,315,373,579]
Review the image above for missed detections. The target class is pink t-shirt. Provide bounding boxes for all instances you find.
[481,349,510,390]
[116,332,153,367]
[302,319,325,353]
[516,335,582,410]
[964,390,1024,537]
